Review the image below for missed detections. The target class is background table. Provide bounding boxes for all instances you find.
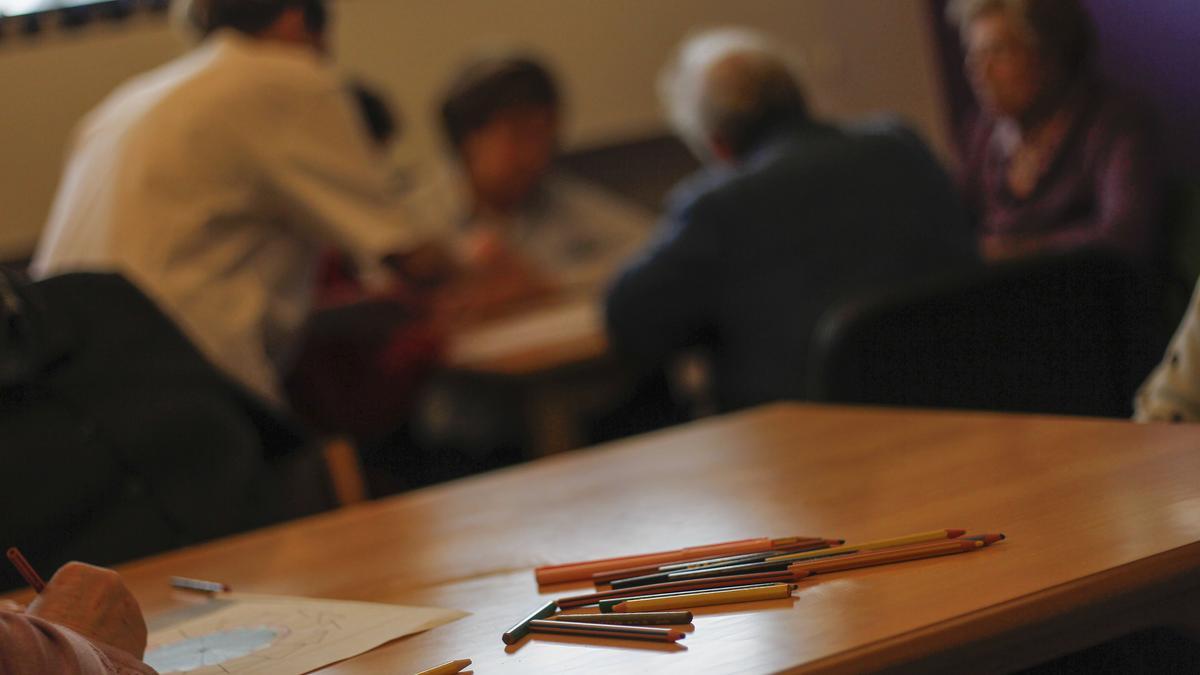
[10,404,1200,673]
[444,297,634,456]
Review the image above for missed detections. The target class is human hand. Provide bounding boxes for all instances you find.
[27,562,148,658]
[434,254,556,327]
[384,242,459,289]
[460,227,515,269]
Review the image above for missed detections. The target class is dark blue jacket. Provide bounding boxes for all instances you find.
[606,118,977,411]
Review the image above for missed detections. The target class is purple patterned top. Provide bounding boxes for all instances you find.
[962,83,1162,264]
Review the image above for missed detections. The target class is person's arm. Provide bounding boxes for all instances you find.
[430,230,556,325]
[605,190,724,363]
[0,611,155,675]
[0,563,156,675]
[1135,278,1200,422]
[252,80,445,289]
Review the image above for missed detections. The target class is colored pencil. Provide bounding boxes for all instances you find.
[764,529,966,564]
[169,576,231,594]
[961,533,1006,545]
[777,534,998,574]
[612,554,835,589]
[794,538,973,561]
[534,536,811,585]
[501,599,558,645]
[547,611,693,625]
[598,582,783,612]
[591,538,840,585]
[416,658,472,675]
[655,539,844,572]
[5,548,46,593]
[530,619,685,642]
[611,583,796,612]
[560,570,809,609]
[789,540,984,576]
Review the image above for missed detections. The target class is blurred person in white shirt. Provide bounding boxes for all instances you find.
[32,0,441,409]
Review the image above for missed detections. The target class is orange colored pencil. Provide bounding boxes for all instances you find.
[788,539,983,575]
[535,536,811,585]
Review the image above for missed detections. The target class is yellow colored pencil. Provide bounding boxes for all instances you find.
[764,529,965,563]
[611,582,795,612]
[415,658,471,675]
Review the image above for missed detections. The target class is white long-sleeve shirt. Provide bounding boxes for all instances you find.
[32,32,415,407]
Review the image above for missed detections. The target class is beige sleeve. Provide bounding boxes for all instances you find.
[0,611,157,675]
[253,78,420,281]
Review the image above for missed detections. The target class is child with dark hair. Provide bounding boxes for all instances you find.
[407,53,652,316]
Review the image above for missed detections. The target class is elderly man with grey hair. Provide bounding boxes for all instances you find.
[605,29,977,412]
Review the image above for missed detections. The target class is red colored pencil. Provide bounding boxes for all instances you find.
[6,548,46,593]
[788,539,984,575]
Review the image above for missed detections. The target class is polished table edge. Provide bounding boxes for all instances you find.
[7,403,1199,673]
[789,541,1200,674]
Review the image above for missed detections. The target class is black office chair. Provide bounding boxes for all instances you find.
[0,271,333,591]
[807,251,1166,418]
[1161,178,1200,328]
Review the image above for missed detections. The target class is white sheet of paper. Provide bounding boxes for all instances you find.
[144,593,467,674]
[447,299,601,367]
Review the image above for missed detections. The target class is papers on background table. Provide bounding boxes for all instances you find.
[144,593,467,674]
[447,299,602,368]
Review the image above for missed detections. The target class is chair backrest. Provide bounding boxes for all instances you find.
[807,252,1166,418]
[0,272,333,591]
[1162,177,1200,327]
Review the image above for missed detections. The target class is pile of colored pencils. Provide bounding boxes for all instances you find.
[503,528,1005,645]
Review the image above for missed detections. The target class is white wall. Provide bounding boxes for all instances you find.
[0,0,949,258]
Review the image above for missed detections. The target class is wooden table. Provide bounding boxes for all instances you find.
[12,404,1200,673]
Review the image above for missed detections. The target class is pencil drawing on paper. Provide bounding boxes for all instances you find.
[145,626,281,673]
[147,606,354,673]
[143,595,467,675]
